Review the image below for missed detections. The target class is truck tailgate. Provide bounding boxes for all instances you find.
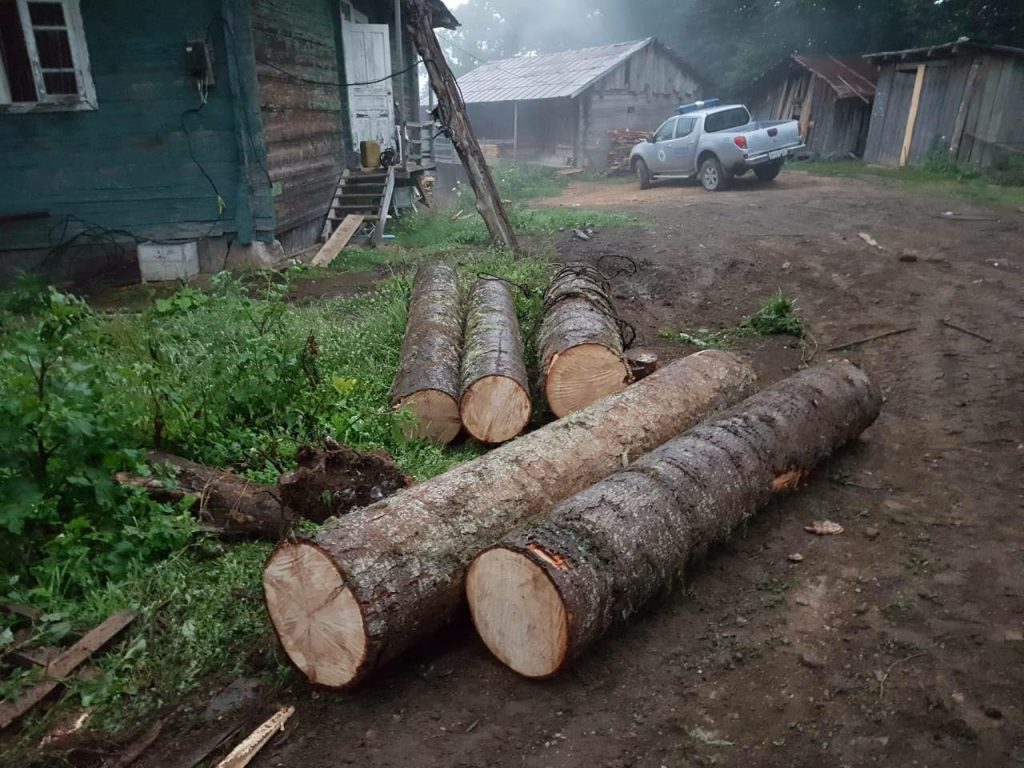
[744,120,802,155]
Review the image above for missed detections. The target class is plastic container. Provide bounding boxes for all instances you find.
[360,140,381,168]
[137,241,199,282]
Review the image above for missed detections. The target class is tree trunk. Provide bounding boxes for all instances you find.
[466,361,881,678]
[538,263,631,417]
[459,278,531,444]
[403,0,518,252]
[263,350,756,688]
[114,452,287,538]
[390,262,463,444]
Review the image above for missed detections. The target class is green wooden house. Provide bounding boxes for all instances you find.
[0,0,457,280]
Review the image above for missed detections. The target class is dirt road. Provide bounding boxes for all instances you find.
[253,171,1023,768]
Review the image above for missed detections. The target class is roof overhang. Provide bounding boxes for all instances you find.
[864,38,1024,64]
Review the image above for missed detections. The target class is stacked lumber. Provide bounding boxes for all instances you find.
[263,351,756,688]
[467,362,881,677]
[605,129,649,174]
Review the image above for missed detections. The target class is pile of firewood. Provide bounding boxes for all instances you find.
[388,261,640,446]
[263,256,883,691]
[605,128,649,174]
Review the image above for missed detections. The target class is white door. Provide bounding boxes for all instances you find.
[342,21,395,152]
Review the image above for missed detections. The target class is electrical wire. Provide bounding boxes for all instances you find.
[255,56,428,89]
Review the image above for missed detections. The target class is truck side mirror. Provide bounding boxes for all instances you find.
[647,133,656,143]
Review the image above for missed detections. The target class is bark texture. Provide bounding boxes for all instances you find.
[537,263,631,417]
[390,262,463,443]
[459,278,531,443]
[264,350,757,687]
[115,452,286,537]
[403,0,518,251]
[471,361,881,677]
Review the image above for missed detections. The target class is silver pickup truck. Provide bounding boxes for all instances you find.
[629,101,804,191]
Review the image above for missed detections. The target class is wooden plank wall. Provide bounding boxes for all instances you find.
[865,51,1024,168]
[579,45,704,170]
[251,0,347,249]
[0,0,267,252]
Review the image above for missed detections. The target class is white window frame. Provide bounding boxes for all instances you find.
[0,0,97,113]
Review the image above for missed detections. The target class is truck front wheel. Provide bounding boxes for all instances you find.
[754,160,783,182]
[634,158,652,190]
[699,157,729,192]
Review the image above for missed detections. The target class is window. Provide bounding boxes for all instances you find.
[674,116,696,139]
[339,0,368,24]
[0,0,95,110]
[653,117,676,143]
[703,107,751,133]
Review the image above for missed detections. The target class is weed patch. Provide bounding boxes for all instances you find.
[664,291,805,349]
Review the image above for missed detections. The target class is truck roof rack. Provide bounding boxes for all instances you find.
[676,98,720,114]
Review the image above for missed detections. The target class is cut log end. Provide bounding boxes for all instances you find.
[460,375,532,444]
[263,542,366,688]
[545,343,631,417]
[467,548,567,678]
[395,389,461,444]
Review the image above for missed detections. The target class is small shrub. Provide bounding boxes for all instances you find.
[665,291,804,348]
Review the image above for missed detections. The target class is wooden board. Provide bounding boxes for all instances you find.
[215,705,295,768]
[0,611,137,729]
[311,214,364,267]
[899,64,927,167]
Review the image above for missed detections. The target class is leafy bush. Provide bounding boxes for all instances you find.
[665,291,805,348]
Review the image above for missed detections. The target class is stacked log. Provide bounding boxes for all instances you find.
[390,262,463,444]
[466,361,881,678]
[537,264,631,418]
[605,129,649,174]
[263,351,757,688]
[460,278,531,444]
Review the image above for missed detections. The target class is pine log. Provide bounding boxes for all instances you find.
[460,278,531,444]
[538,264,631,417]
[114,452,287,538]
[390,262,463,444]
[263,350,756,688]
[466,361,881,678]
[402,0,518,251]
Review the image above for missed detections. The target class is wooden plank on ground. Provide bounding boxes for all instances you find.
[0,611,137,729]
[899,63,927,167]
[215,705,295,768]
[311,214,364,267]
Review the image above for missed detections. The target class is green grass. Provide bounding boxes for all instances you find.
[664,291,805,349]
[793,157,1024,209]
[0,248,555,742]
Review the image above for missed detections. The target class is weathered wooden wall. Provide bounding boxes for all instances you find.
[579,44,704,170]
[0,0,274,258]
[864,51,1024,168]
[252,0,348,251]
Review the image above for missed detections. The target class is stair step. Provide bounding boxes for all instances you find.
[330,214,378,223]
[333,204,379,212]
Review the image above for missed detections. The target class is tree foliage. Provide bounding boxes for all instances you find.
[441,0,1024,92]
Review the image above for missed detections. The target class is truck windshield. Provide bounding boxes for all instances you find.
[704,107,751,133]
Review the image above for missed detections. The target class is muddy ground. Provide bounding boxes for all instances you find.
[144,171,1021,768]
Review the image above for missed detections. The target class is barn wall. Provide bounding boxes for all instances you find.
[252,0,348,246]
[0,0,275,267]
[579,44,704,170]
[864,51,1024,169]
[806,80,873,159]
[466,98,577,162]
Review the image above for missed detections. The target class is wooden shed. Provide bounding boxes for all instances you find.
[862,39,1024,168]
[0,0,456,281]
[449,38,705,170]
[745,55,878,159]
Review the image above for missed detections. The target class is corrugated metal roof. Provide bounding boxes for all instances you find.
[791,55,878,101]
[454,38,654,104]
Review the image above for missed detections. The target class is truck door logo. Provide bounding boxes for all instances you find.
[657,149,666,163]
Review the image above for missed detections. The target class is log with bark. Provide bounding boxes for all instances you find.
[390,262,463,444]
[263,350,756,688]
[402,0,518,251]
[537,263,631,417]
[459,278,531,444]
[115,444,410,538]
[466,361,881,678]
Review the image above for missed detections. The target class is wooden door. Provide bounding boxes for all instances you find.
[342,21,395,152]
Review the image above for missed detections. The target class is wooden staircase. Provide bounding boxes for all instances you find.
[321,167,396,247]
